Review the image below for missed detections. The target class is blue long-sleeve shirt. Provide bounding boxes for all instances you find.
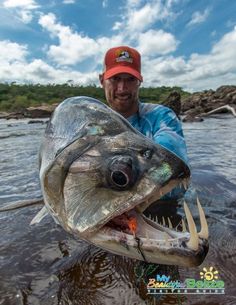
[127,102,189,199]
[127,102,189,166]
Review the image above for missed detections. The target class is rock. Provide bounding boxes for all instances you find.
[184,107,203,117]
[162,91,181,117]
[182,115,204,122]
[232,95,236,103]
[6,112,26,119]
[2,104,58,120]
[2,87,236,121]
[216,85,236,94]
[181,85,236,121]
[26,104,57,118]
[0,112,9,119]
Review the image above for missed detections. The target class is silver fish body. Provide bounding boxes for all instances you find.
[36,96,208,266]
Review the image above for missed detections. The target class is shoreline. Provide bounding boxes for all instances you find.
[0,85,236,122]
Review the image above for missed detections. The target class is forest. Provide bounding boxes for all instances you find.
[0,82,190,112]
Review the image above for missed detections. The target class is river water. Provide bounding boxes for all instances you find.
[0,115,235,305]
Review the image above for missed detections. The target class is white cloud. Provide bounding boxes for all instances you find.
[142,27,236,91]
[96,35,124,52]
[3,0,39,9]
[0,40,28,63]
[18,9,33,23]
[38,13,124,66]
[1,26,236,92]
[3,0,39,24]
[187,8,210,27]
[127,0,142,7]
[137,29,178,56]
[1,2,235,92]
[0,57,99,85]
[63,0,75,4]
[111,0,174,41]
[38,13,100,65]
[142,56,189,84]
[39,13,67,38]
[102,0,108,8]
[212,25,236,54]
[126,2,169,33]
[112,21,122,31]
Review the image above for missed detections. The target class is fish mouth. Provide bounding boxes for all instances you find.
[91,178,209,266]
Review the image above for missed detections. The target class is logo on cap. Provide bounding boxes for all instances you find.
[115,49,133,63]
[103,46,143,81]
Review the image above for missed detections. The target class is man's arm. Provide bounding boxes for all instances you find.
[152,105,189,167]
[150,105,190,200]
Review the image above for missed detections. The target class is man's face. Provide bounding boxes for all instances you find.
[100,73,141,118]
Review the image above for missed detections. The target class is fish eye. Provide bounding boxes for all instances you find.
[111,170,129,187]
[107,156,138,190]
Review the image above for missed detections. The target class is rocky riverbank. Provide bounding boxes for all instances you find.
[1,85,236,122]
[0,104,57,120]
[181,85,236,121]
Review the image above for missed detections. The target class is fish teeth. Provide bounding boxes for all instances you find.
[181,218,187,232]
[162,216,166,227]
[197,197,209,239]
[167,217,173,229]
[184,201,199,251]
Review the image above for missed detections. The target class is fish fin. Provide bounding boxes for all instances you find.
[0,198,44,212]
[30,206,49,225]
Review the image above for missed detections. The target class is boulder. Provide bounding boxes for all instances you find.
[26,104,57,118]
[3,104,58,120]
[5,112,26,119]
[162,91,181,117]
[0,112,10,119]
[182,115,204,122]
[181,85,236,120]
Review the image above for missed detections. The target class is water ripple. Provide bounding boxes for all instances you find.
[0,116,236,305]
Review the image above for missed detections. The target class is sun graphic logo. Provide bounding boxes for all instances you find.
[200,267,219,281]
[185,266,225,292]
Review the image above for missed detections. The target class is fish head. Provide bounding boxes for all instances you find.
[39,96,209,267]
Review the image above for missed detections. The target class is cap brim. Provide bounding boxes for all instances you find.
[103,66,143,82]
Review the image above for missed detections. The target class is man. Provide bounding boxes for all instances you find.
[99,45,189,169]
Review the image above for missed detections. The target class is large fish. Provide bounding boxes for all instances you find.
[32,96,209,267]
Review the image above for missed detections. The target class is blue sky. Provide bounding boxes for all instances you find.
[0,0,236,92]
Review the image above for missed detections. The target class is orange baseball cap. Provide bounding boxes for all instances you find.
[102,46,143,81]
